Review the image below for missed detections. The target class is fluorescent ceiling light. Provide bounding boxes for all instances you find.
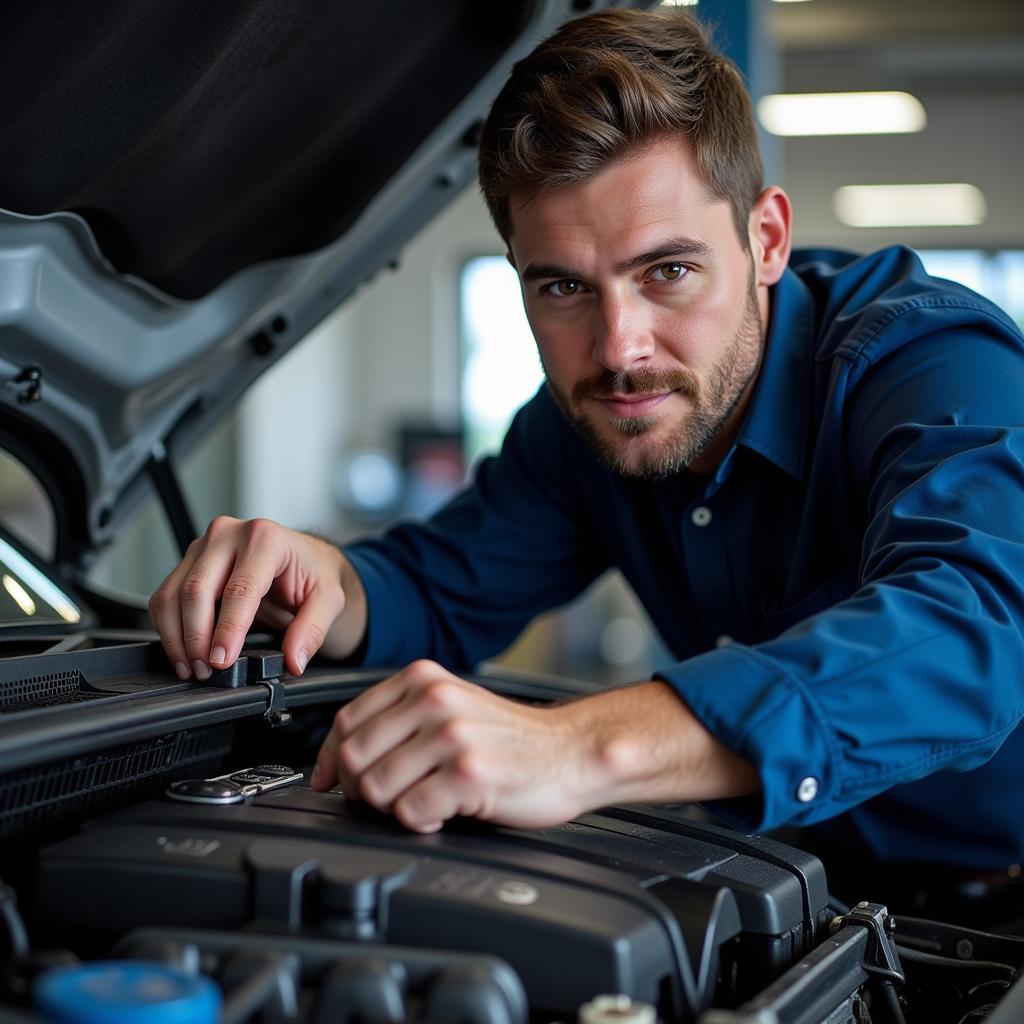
[758,91,926,136]
[834,184,987,228]
[0,537,81,623]
[2,575,36,617]
[660,0,699,6]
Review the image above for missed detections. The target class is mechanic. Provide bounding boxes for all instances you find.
[149,8,1024,909]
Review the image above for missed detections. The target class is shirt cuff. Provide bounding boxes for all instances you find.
[655,644,839,832]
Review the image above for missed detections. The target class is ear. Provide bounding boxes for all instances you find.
[747,186,792,288]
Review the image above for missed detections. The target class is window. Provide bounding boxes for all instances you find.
[0,451,55,561]
[916,250,1024,331]
[460,256,544,462]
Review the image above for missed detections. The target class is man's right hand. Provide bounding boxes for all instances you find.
[148,516,366,681]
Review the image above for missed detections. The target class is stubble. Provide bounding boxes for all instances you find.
[545,274,764,479]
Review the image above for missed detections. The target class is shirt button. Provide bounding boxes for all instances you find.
[691,506,712,527]
[796,777,819,803]
[715,634,734,648]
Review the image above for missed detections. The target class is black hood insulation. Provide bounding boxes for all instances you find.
[0,1,532,299]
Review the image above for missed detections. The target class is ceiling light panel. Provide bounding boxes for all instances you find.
[833,184,987,228]
[758,92,926,136]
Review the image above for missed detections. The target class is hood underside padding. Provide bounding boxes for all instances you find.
[0,1,530,298]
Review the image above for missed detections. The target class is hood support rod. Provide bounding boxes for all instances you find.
[147,443,198,557]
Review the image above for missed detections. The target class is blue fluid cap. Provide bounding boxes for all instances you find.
[34,961,221,1024]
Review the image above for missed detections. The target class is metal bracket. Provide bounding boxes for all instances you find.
[834,902,904,986]
[263,676,292,728]
[202,648,292,727]
[6,365,42,404]
[701,902,904,1024]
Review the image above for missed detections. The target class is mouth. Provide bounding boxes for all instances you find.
[594,391,674,418]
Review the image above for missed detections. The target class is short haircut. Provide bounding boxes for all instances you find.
[478,7,764,247]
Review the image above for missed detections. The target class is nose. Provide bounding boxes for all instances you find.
[591,290,655,374]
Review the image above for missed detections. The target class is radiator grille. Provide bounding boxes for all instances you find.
[0,726,234,839]
[0,669,107,714]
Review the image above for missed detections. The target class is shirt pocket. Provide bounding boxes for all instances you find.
[760,568,859,639]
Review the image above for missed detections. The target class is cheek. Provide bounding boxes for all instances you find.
[652,306,716,366]
[690,273,742,328]
[528,317,590,378]
[657,282,746,364]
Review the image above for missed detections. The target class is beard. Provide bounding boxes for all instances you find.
[545,273,764,480]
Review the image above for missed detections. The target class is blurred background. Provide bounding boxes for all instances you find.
[3,0,1023,683]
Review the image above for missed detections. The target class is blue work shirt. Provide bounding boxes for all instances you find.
[345,245,1024,869]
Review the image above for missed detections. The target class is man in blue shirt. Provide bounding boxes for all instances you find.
[150,9,1024,886]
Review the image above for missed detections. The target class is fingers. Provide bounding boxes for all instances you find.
[180,549,248,680]
[314,662,461,793]
[338,661,454,733]
[310,715,343,792]
[150,516,350,681]
[311,662,588,834]
[149,517,247,678]
[312,709,476,829]
[310,670,419,792]
[359,720,473,816]
[252,598,295,631]
[207,520,285,670]
[394,765,482,833]
[281,584,347,676]
[148,538,205,680]
[310,663,484,830]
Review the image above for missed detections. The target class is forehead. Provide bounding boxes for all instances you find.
[507,137,731,264]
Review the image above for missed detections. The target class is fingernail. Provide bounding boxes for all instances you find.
[193,661,212,681]
[311,765,319,787]
[210,645,226,667]
[174,662,191,680]
[296,649,309,673]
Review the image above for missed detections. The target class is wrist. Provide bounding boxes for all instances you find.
[318,543,368,660]
[547,689,653,812]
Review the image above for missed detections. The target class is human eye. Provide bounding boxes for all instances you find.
[542,279,586,299]
[648,261,688,283]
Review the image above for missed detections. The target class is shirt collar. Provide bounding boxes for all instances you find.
[727,266,816,483]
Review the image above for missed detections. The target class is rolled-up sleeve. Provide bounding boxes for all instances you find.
[660,315,1024,832]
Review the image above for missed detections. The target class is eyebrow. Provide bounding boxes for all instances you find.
[520,236,713,283]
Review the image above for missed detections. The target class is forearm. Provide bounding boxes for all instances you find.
[552,680,761,811]
[313,662,760,832]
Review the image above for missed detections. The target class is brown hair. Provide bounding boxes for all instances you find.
[477,7,763,247]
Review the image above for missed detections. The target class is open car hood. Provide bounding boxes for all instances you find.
[0,0,652,568]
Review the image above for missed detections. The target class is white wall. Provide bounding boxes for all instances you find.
[342,186,507,448]
[231,184,505,541]
[236,301,357,532]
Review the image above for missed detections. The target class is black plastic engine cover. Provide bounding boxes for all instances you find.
[31,781,829,1021]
